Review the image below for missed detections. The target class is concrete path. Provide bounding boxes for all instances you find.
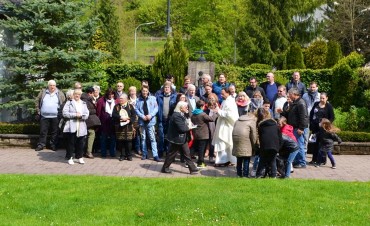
[0,148,369,182]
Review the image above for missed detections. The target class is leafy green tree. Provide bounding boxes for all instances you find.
[0,0,104,115]
[286,42,305,69]
[325,40,342,68]
[304,39,327,69]
[324,0,370,61]
[151,31,189,90]
[96,0,122,62]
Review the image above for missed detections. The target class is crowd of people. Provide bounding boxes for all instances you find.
[34,72,342,178]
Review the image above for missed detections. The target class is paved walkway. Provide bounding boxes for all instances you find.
[0,148,369,181]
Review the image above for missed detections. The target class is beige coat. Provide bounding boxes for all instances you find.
[232,114,257,157]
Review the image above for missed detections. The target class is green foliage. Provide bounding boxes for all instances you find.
[331,52,365,110]
[286,42,305,69]
[0,123,39,134]
[337,131,370,142]
[248,63,272,70]
[304,39,328,69]
[152,31,189,91]
[120,77,142,93]
[334,107,370,132]
[0,0,104,115]
[104,63,152,89]
[325,40,342,68]
[96,0,122,61]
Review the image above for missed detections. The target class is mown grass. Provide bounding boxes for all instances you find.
[0,175,368,225]
[123,38,166,64]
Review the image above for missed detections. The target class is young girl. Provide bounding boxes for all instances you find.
[278,117,299,178]
[316,118,342,169]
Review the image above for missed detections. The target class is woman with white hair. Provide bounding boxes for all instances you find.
[161,101,199,174]
[62,89,89,165]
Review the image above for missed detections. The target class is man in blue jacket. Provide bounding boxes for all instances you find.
[135,85,162,162]
[156,81,177,158]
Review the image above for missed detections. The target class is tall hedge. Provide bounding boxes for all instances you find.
[325,40,342,68]
[304,39,327,69]
[286,42,305,69]
[331,52,365,110]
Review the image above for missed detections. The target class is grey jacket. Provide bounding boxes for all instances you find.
[62,100,89,137]
[232,114,257,157]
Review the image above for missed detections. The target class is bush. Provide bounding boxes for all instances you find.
[286,42,305,69]
[331,52,365,110]
[304,39,327,69]
[337,131,370,142]
[0,123,39,134]
[120,77,142,93]
[325,40,342,68]
[334,107,370,132]
[248,63,272,70]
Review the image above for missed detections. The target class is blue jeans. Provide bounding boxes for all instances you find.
[285,150,299,177]
[293,128,308,166]
[140,125,159,158]
[158,120,169,157]
[100,133,116,157]
[252,155,260,171]
[237,157,251,177]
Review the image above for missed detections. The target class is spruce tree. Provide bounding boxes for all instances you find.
[286,42,305,69]
[325,40,342,68]
[96,0,122,62]
[151,31,189,91]
[0,0,104,115]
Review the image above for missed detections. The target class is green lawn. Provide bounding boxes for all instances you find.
[0,175,368,225]
[123,38,166,64]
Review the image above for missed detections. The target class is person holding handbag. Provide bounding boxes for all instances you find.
[161,101,199,174]
[112,93,137,161]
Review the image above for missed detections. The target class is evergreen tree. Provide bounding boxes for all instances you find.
[0,0,104,115]
[304,39,327,69]
[151,31,189,90]
[286,42,305,69]
[325,40,342,68]
[96,0,122,62]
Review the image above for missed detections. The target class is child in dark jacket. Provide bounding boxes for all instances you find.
[316,118,342,169]
[256,108,282,178]
[278,117,299,178]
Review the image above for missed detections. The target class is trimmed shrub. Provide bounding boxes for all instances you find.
[337,131,370,142]
[286,42,305,69]
[0,123,39,134]
[304,39,327,69]
[325,40,342,68]
[331,52,365,110]
[248,63,272,70]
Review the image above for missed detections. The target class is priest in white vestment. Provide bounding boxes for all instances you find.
[212,88,239,166]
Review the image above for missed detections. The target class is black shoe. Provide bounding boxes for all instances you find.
[141,155,147,160]
[119,156,124,161]
[35,146,43,151]
[190,168,199,175]
[127,157,133,161]
[51,145,57,151]
[153,157,163,162]
[161,168,172,173]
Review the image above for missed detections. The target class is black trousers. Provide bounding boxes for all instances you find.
[256,149,277,178]
[65,133,86,159]
[38,117,59,148]
[117,140,131,158]
[162,142,197,172]
[193,139,208,165]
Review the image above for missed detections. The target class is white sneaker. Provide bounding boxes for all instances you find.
[78,158,85,164]
[250,170,256,177]
[68,157,74,165]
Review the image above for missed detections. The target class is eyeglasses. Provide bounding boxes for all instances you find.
[278,90,284,92]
